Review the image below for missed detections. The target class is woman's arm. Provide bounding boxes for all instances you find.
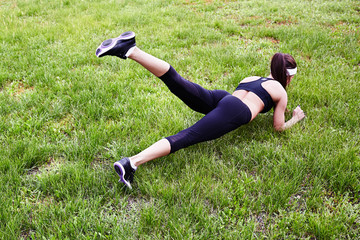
[272,89,305,131]
[273,102,305,131]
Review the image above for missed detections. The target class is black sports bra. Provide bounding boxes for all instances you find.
[235,77,274,113]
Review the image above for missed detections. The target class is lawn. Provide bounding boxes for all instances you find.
[0,0,359,239]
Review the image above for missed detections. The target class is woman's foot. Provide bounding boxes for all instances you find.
[113,157,136,189]
[95,31,136,59]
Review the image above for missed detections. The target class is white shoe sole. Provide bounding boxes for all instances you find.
[95,31,135,57]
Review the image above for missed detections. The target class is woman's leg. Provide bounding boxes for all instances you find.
[130,138,171,167]
[96,31,228,114]
[113,139,170,189]
[129,47,229,114]
[166,95,252,153]
[97,32,232,187]
[130,95,252,165]
[128,47,170,77]
[113,96,251,189]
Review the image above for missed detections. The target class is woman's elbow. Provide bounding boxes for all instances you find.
[274,124,285,132]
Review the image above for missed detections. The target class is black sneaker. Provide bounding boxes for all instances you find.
[113,157,136,189]
[95,31,136,59]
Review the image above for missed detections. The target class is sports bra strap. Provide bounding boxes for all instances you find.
[235,77,274,113]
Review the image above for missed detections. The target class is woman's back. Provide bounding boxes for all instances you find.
[232,76,286,121]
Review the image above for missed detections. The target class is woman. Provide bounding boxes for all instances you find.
[96,31,305,189]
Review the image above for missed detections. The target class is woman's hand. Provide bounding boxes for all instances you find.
[292,106,305,122]
[274,105,306,131]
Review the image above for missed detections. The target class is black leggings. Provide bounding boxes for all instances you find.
[159,66,252,153]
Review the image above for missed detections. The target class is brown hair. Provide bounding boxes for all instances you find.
[270,53,297,89]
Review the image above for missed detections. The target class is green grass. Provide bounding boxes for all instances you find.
[1,0,359,239]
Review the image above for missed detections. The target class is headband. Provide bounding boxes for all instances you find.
[287,67,297,76]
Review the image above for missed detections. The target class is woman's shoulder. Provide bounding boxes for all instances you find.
[240,76,281,83]
[240,76,262,83]
[262,80,287,101]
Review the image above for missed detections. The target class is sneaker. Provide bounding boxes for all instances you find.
[113,157,136,189]
[95,31,136,59]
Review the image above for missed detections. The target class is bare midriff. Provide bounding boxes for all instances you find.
[232,90,265,121]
